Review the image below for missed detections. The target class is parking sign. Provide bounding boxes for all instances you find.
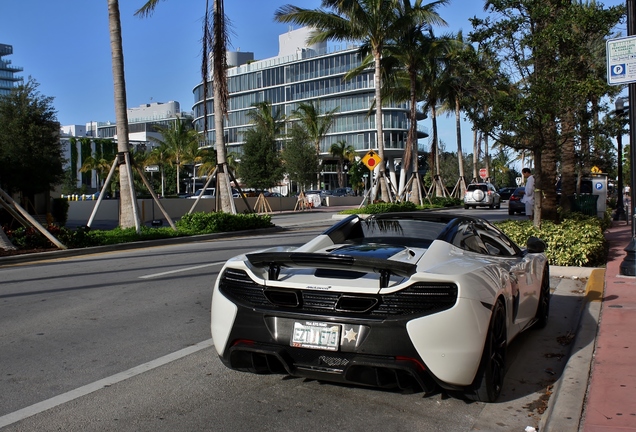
[607,36,636,85]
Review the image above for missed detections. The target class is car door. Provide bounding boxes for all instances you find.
[473,221,537,329]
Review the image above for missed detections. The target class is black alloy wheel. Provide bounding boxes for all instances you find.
[466,300,507,402]
[533,265,551,329]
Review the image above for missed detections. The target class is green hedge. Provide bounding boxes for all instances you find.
[4,212,273,250]
[176,212,273,233]
[339,197,462,215]
[495,214,607,267]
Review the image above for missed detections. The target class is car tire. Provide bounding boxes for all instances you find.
[464,204,469,210]
[466,300,507,402]
[508,208,514,215]
[496,202,501,209]
[533,265,550,329]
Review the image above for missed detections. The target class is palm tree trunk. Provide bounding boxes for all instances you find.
[540,119,559,221]
[472,129,479,182]
[455,97,465,195]
[400,69,418,197]
[431,105,441,196]
[212,0,234,213]
[176,159,180,194]
[108,0,139,230]
[374,50,388,202]
[560,108,577,211]
[483,107,490,180]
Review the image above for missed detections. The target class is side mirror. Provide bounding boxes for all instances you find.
[526,236,546,253]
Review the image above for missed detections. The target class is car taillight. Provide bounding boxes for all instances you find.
[510,196,519,202]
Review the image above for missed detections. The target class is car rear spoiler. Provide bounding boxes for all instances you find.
[245,252,416,289]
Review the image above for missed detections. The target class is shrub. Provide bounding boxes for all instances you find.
[428,197,462,208]
[495,215,607,267]
[339,201,418,215]
[51,198,69,226]
[176,212,273,233]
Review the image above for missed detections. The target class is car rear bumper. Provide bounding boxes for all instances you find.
[212,284,487,392]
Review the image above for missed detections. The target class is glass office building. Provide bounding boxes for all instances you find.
[0,43,23,96]
[191,27,426,189]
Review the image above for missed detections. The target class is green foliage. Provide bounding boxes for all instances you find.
[495,215,607,267]
[339,201,418,215]
[238,129,285,190]
[282,128,320,190]
[51,198,69,226]
[428,196,462,208]
[84,226,181,246]
[4,226,55,249]
[340,197,462,215]
[347,160,368,194]
[0,78,65,195]
[238,102,286,190]
[3,211,273,251]
[176,212,273,233]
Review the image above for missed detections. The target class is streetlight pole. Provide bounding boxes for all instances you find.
[615,98,626,221]
[620,0,636,276]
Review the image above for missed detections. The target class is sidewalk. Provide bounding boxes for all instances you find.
[542,221,636,431]
[580,221,636,431]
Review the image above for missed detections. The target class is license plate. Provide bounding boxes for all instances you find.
[291,321,340,351]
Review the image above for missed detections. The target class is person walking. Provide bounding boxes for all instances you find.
[521,168,534,220]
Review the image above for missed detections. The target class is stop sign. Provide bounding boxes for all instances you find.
[479,168,487,179]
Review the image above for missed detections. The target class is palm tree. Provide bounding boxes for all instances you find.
[439,30,473,198]
[148,116,200,195]
[330,140,356,188]
[136,0,235,212]
[192,146,217,181]
[419,28,454,197]
[275,0,409,202]
[290,101,337,189]
[380,0,448,202]
[145,142,172,197]
[108,0,139,229]
[79,154,112,190]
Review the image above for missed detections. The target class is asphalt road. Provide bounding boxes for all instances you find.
[0,206,587,431]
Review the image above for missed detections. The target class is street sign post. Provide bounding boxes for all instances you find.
[607,35,636,86]
[145,165,159,173]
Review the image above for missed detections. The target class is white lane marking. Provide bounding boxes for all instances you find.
[139,262,225,279]
[0,339,215,428]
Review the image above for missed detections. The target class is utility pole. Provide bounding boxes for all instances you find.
[620,0,636,276]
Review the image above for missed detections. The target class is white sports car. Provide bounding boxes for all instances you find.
[211,212,549,402]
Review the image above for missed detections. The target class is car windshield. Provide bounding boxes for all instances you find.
[353,218,447,248]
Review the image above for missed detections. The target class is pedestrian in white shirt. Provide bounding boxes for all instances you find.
[521,168,534,220]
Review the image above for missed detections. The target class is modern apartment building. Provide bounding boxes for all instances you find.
[60,101,192,191]
[192,27,427,190]
[97,100,186,144]
[0,43,23,96]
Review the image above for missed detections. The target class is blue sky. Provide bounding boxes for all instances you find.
[0,0,627,153]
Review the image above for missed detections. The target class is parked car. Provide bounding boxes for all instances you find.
[498,187,517,201]
[464,183,501,209]
[210,212,549,402]
[332,187,354,197]
[508,187,526,215]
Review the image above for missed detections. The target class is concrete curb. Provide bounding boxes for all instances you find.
[0,226,284,267]
[539,268,605,432]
